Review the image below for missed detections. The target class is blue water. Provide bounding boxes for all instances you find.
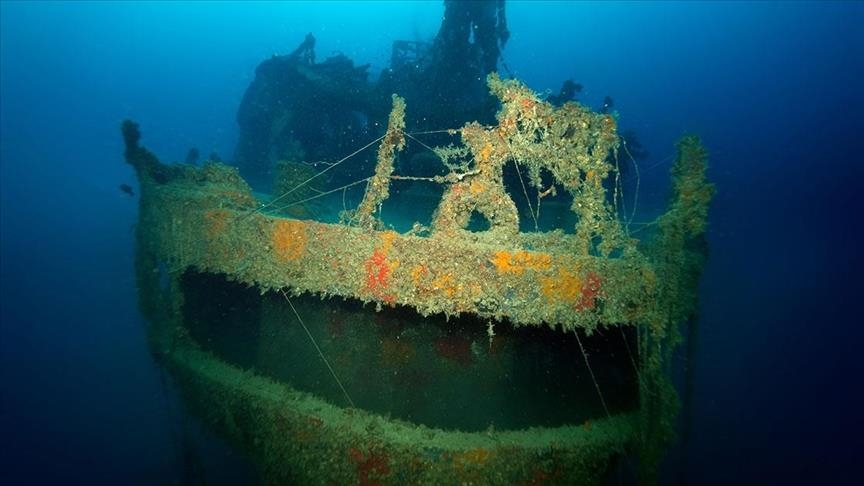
[1,1,861,484]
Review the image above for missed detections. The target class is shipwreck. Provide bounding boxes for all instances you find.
[124,64,712,483]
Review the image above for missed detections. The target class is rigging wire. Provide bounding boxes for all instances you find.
[270,177,372,213]
[574,330,612,420]
[280,289,355,409]
[253,128,459,218]
[621,141,641,229]
[239,134,385,220]
[512,160,539,231]
[619,326,640,379]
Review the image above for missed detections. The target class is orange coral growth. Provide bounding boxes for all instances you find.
[379,230,397,252]
[457,447,491,465]
[490,250,552,275]
[541,267,582,304]
[431,272,458,298]
[452,447,494,483]
[271,219,307,262]
[498,115,517,135]
[364,231,400,302]
[469,179,487,195]
[204,209,230,238]
[410,264,428,287]
[541,268,602,311]
[477,142,493,163]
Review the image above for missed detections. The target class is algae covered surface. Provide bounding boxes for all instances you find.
[131,75,662,334]
[127,72,713,484]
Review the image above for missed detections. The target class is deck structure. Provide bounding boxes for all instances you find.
[127,74,713,484]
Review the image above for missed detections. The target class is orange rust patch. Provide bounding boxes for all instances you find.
[469,179,487,195]
[272,219,308,262]
[455,447,491,466]
[348,447,391,486]
[204,209,230,238]
[452,447,494,483]
[490,250,552,275]
[477,142,493,163]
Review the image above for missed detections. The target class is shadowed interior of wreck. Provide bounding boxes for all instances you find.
[181,269,639,432]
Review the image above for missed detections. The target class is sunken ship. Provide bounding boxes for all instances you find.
[125,3,713,484]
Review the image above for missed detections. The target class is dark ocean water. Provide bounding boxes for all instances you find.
[1,1,861,484]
